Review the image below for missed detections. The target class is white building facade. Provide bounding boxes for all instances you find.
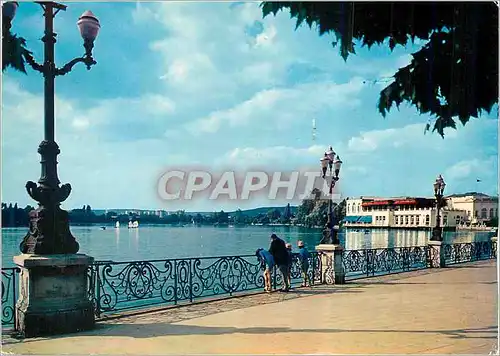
[344,196,469,229]
[446,193,498,225]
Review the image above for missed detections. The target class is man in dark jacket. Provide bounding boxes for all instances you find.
[269,233,290,291]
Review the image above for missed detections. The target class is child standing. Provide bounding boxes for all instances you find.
[297,241,311,287]
[255,248,275,292]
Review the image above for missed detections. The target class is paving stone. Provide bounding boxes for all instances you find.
[2,260,497,354]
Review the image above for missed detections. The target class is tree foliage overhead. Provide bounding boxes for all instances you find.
[2,18,32,73]
[261,2,498,137]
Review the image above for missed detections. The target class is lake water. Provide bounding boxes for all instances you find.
[1,225,494,268]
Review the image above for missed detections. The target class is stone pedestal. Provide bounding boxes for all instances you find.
[14,254,95,338]
[315,244,345,285]
[428,241,446,268]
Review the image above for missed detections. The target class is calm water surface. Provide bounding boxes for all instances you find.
[1,225,493,267]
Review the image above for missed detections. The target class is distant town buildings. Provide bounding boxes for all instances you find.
[344,192,498,229]
[446,193,498,224]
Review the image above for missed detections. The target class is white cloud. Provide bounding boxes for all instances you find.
[185,78,364,136]
[347,123,459,153]
[445,157,497,181]
[132,1,351,105]
[254,25,277,48]
[2,79,176,138]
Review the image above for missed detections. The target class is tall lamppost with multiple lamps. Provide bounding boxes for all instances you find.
[320,154,343,245]
[316,147,345,284]
[3,1,101,337]
[431,174,446,242]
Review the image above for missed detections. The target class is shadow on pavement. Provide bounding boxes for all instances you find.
[356,281,497,286]
[88,323,498,340]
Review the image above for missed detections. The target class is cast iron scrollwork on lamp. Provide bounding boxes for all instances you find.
[431,174,446,242]
[319,149,343,245]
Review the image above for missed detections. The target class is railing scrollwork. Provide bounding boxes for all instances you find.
[1,241,497,329]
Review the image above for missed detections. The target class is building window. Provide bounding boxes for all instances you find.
[425,215,430,226]
[395,216,399,225]
[481,208,487,219]
[410,216,414,225]
[405,216,409,225]
[496,209,498,218]
[443,216,448,226]
[416,216,420,225]
[475,210,479,218]
[490,208,494,219]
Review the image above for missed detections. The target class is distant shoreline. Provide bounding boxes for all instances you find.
[2,222,325,229]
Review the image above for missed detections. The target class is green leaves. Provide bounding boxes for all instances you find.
[261,2,498,137]
[2,24,30,74]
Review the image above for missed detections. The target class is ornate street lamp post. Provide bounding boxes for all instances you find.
[3,1,100,254]
[431,174,446,242]
[320,150,342,245]
[4,1,101,337]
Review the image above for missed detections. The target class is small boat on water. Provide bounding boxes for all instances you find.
[115,221,120,229]
[100,226,106,230]
[128,221,139,229]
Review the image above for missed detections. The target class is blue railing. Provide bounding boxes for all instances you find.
[443,241,497,265]
[343,245,430,279]
[88,252,322,317]
[2,241,497,329]
[2,267,19,328]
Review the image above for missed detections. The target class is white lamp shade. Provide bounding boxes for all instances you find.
[326,148,335,159]
[77,10,100,42]
[334,158,342,171]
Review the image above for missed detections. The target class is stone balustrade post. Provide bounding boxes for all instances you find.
[14,253,95,338]
[428,240,446,268]
[491,236,497,258]
[315,244,345,284]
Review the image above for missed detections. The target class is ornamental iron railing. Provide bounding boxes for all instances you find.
[443,241,497,265]
[1,241,497,329]
[2,267,19,328]
[343,246,430,279]
[88,252,322,318]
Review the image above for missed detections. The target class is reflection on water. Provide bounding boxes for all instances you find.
[343,229,429,249]
[1,226,494,267]
[342,229,492,250]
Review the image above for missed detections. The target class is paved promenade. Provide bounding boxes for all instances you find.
[3,260,498,354]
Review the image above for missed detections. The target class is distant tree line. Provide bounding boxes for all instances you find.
[1,203,35,227]
[1,197,346,228]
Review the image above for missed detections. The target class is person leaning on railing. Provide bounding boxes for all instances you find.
[297,240,311,287]
[269,233,290,292]
[255,248,274,293]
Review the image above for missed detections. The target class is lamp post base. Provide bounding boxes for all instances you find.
[13,254,95,338]
[20,206,79,255]
[315,244,345,285]
[428,240,446,268]
[430,227,443,242]
[319,226,340,245]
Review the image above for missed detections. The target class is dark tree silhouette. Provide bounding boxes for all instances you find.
[261,2,498,137]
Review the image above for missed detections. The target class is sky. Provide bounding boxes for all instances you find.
[2,2,498,212]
